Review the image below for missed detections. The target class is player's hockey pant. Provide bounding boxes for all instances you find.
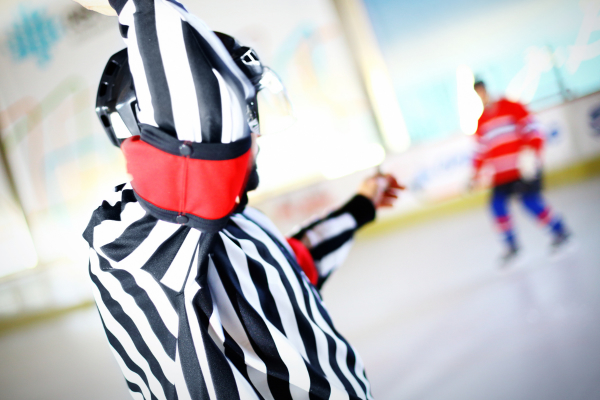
[490,177,565,249]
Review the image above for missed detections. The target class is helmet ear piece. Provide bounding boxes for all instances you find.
[213,31,263,134]
[96,48,139,147]
[213,32,264,86]
[235,47,264,85]
[213,31,241,53]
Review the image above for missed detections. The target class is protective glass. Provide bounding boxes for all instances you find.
[255,67,296,136]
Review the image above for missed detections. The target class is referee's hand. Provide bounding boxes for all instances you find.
[358,173,405,209]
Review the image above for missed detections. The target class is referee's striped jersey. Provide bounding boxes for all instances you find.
[84,183,376,399]
[88,0,378,398]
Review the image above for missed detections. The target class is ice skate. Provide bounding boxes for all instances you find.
[499,245,520,267]
[551,231,571,250]
[549,231,577,260]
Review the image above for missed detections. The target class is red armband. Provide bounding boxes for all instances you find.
[286,238,318,286]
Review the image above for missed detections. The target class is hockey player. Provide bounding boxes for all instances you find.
[76,0,403,399]
[471,80,570,262]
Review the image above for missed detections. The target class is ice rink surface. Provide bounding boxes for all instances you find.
[1,177,599,400]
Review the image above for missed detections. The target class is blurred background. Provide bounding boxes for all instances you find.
[0,0,599,399]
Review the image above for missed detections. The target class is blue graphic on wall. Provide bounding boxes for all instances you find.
[6,6,62,67]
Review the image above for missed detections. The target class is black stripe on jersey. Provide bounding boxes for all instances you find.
[119,23,129,39]
[323,317,369,398]
[211,235,293,400]
[191,233,242,400]
[110,269,177,360]
[97,253,114,272]
[83,187,138,247]
[225,221,332,399]
[101,213,158,262]
[181,22,223,143]
[225,234,285,334]
[83,198,128,246]
[126,380,145,398]
[100,315,157,400]
[338,195,376,229]
[108,0,127,14]
[343,340,364,396]
[173,294,211,400]
[324,335,357,398]
[310,230,354,262]
[131,0,176,136]
[193,277,242,400]
[222,329,266,400]
[292,195,375,242]
[142,226,190,281]
[310,290,368,398]
[303,359,331,400]
[91,271,174,397]
[121,188,138,207]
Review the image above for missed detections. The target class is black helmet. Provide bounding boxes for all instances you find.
[96,33,265,147]
[95,48,140,147]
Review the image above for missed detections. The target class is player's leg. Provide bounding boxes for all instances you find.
[491,183,518,259]
[519,179,569,247]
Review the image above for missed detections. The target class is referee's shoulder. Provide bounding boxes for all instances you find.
[100,182,137,208]
[88,182,138,224]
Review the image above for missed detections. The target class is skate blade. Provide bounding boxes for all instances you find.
[498,252,527,269]
[549,239,579,261]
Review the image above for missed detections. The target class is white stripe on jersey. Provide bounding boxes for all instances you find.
[155,0,202,141]
[212,68,247,143]
[305,213,356,248]
[119,0,158,128]
[316,239,354,278]
[483,124,516,141]
[160,229,201,291]
[213,69,233,144]
[182,269,218,400]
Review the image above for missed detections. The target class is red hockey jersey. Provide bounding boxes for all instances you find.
[473,98,544,185]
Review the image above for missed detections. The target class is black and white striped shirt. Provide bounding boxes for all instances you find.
[84,184,376,400]
[85,0,378,398]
